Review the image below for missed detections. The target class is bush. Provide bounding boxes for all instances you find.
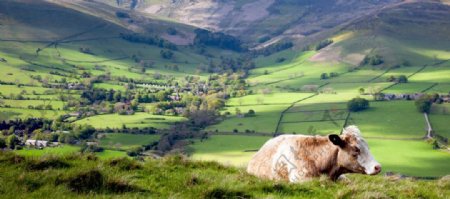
[25,157,70,170]
[398,75,408,83]
[362,55,384,66]
[80,144,104,153]
[68,170,104,193]
[315,39,333,50]
[204,188,252,199]
[415,95,432,113]
[109,158,142,170]
[347,97,369,112]
[0,138,6,149]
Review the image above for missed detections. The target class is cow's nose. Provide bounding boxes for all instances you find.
[374,165,382,174]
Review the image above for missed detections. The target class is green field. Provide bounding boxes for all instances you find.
[0,107,65,120]
[16,145,80,157]
[367,139,450,177]
[190,135,270,166]
[99,133,160,150]
[190,135,450,177]
[74,113,187,129]
[349,101,426,138]
[207,105,287,133]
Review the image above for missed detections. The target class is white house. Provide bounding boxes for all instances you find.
[25,140,49,148]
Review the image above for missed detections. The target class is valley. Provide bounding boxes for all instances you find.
[0,0,449,197]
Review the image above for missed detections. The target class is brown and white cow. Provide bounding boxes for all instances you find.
[247,125,381,182]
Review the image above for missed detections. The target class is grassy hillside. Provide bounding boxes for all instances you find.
[0,152,449,198]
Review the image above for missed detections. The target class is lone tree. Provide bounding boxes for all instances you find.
[415,95,432,113]
[397,75,408,83]
[347,97,370,112]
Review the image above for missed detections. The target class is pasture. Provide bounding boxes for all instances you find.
[349,101,427,138]
[367,139,450,177]
[16,145,80,157]
[98,133,160,150]
[206,104,288,133]
[190,135,270,167]
[73,113,187,129]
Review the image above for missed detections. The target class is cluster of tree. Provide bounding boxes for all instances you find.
[315,39,333,51]
[119,33,177,50]
[27,104,54,110]
[193,29,244,52]
[80,143,104,153]
[150,101,186,116]
[387,75,408,83]
[250,41,293,57]
[81,89,133,104]
[347,97,370,112]
[414,94,444,113]
[79,48,94,55]
[258,36,271,43]
[0,118,53,135]
[201,56,255,73]
[320,72,339,80]
[361,55,384,66]
[115,11,130,18]
[166,27,177,35]
[160,50,174,59]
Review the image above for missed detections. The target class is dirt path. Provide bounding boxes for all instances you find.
[423,113,433,139]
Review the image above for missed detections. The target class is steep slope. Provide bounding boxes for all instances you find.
[311,0,450,66]
[98,0,401,45]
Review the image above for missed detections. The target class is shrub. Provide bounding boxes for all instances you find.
[415,95,432,113]
[0,138,6,149]
[347,97,369,112]
[361,55,384,66]
[204,188,252,199]
[315,39,333,50]
[398,75,408,83]
[108,158,142,170]
[67,170,104,193]
[25,157,70,170]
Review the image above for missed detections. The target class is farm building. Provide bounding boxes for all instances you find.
[25,140,49,147]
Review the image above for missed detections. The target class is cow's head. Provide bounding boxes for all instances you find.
[328,125,381,175]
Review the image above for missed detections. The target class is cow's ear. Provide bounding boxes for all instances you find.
[329,134,346,148]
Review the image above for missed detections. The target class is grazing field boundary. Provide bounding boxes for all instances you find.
[285,108,347,113]
[368,68,392,82]
[280,119,346,124]
[421,83,438,93]
[274,93,318,135]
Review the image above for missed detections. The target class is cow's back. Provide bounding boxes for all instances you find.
[247,135,300,179]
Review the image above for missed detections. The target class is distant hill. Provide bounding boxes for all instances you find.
[311,1,450,66]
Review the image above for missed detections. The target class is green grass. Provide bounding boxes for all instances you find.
[278,121,344,135]
[207,105,288,133]
[0,107,66,120]
[95,150,128,160]
[384,83,435,94]
[226,93,312,106]
[92,83,126,92]
[190,135,270,167]
[16,145,80,157]
[73,113,187,129]
[349,101,427,138]
[429,103,450,138]
[1,152,449,198]
[1,99,65,109]
[409,63,450,84]
[99,133,160,150]
[367,139,450,177]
